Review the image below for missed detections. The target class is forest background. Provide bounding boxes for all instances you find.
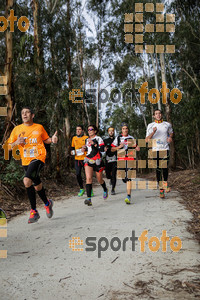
[0,0,199,189]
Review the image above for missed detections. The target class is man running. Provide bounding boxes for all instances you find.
[82,125,108,206]
[111,123,140,204]
[7,107,58,223]
[104,127,117,195]
[145,109,173,198]
[71,125,89,197]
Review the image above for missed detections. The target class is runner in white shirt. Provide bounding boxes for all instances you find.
[145,109,173,198]
[111,123,140,204]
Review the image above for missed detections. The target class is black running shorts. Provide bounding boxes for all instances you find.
[23,159,44,186]
[84,160,105,173]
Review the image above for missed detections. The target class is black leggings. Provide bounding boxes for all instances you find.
[154,150,169,184]
[105,161,117,189]
[75,160,84,189]
[23,159,46,210]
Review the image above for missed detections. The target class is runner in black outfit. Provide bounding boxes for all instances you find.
[82,125,108,206]
[104,127,117,195]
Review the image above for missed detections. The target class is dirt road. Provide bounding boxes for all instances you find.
[1,179,200,299]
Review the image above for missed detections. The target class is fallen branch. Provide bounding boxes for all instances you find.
[1,183,15,199]
[184,281,200,290]
[123,282,135,290]
[111,256,119,264]
[59,276,71,282]
[159,267,200,276]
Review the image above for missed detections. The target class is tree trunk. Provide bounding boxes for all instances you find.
[96,55,102,128]
[75,30,90,125]
[191,142,195,169]
[4,0,14,138]
[132,82,147,129]
[186,145,192,168]
[160,53,176,169]
[195,122,200,158]
[65,0,72,169]
[150,53,161,110]
[32,0,43,77]
[66,1,72,91]
[147,54,154,121]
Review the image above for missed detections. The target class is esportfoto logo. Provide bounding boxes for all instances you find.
[69,230,182,258]
[69,81,182,106]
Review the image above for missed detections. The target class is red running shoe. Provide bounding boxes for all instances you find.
[45,199,54,218]
[28,209,40,224]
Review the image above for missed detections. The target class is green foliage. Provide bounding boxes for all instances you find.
[0,158,24,186]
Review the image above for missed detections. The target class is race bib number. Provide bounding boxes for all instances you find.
[89,159,95,164]
[24,147,39,158]
[76,148,84,156]
[156,139,164,149]
[106,155,116,162]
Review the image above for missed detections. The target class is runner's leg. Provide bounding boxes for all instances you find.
[162,150,170,192]
[111,162,117,190]
[23,176,36,210]
[105,161,111,179]
[156,151,163,185]
[85,165,93,198]
[35,183,48,205]
[23,161,43,223]
[28,161,49,206]
[156,151,165,198]
[124,180,131,204]
[162,150,169,181]
[96,171,108,199]
[75,160,84,189]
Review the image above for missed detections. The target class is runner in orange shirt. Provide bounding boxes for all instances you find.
[7,107,58,223]
[71,125,88,197]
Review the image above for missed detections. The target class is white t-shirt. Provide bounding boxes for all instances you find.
[112,134,135,150]
[85,135,104,156]
[146,121,173,151]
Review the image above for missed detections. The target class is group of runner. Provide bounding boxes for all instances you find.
[6,107,173,223]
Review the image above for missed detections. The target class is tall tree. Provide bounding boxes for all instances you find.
[4,0,14,139]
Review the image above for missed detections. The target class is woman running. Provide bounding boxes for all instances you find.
[82,125,108,206]
[111,122,140,204]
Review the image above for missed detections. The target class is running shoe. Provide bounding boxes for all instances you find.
[165,187,171,193]
[28,209,40,224]
[125,195,131,204]
[84,198,92,206]
[78,189,85,197]
[163,182,171,193]
[160,189,165,198]
[91,189,94,197]
[111,189,115,195]
[103,188,108,199]
[45,199,54,218]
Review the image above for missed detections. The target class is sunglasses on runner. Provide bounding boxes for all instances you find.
[88,128,94,131]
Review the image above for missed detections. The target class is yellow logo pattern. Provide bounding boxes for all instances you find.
[117,139,168,190]
[0,217,7,259]
[69,237,84,251]
[124,3,175,53]
[69,89,83,103]
[0,75,8,117]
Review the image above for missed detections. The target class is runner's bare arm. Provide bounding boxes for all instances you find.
[44,131,58,144]
[9,134,25,149]
[111,143,123,152]
[135,146,140,151]
[167,133,173,143]
[145,127,157,143]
